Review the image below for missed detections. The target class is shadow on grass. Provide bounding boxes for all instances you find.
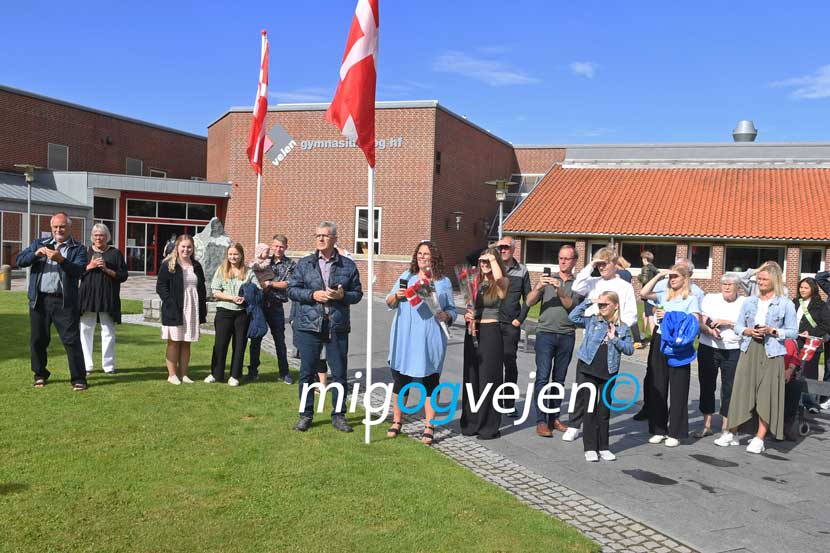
[0,482,29,495]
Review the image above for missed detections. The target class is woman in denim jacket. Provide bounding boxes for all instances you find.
[569,292,634,462]
[715,264,797,454]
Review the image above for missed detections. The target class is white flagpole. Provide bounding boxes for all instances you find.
[255,173,262,245]
[365,164,374,445]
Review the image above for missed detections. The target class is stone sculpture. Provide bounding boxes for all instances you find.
[193,217,232,285]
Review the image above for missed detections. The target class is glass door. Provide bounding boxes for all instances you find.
[126,222,147,273]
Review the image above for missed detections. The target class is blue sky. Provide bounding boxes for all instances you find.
[2,0,828,143]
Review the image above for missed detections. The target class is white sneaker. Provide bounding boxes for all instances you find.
[821,398,830,411]
[228,377,240,387]
[648,434,666,444]
[584,451,599,462]
[167,375,181,385]
[598,450,616,461]
[714,432,738,447]
[664,437,680,447]
[204,375,216,383]
[562,428,580,442]
[746,437,765,454]
[181,376,194,384]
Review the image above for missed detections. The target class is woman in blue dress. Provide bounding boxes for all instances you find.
[385,240,457,444]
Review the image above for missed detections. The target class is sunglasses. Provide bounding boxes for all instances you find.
[497,245,511,251]
[668,273,681,279]
[478,259,491,264]
[594,262,608,268]
[596,302,610,308]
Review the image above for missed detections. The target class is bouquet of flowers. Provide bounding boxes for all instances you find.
[454,264,479,344]
[403,270,451,340]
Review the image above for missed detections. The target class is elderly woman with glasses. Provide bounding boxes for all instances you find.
[714,263,796,453]
[695,273,745,438]
[79,223,128,375]
[640,264,701,447]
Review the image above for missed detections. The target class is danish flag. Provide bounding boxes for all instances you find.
[246,30,270,175]
[324,0,379,168]
[799,336,823,362]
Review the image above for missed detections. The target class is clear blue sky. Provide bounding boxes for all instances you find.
[3,0,828,143]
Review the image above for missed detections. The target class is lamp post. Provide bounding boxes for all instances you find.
[14,164,42,277]
[485,179,509,239]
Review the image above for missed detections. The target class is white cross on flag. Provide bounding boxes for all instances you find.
[325,0,379,168]
[799,335,822,362]
[246,30,270,175]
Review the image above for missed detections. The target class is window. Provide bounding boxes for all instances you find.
[801,248,825,276]
[158,202,187,219]
[190,176,206,181]
[724,246,785,273]
[1,211,23,268]
[524,240,576,268]
[149,168,167,178]
[434,151,441,174]
[47,143,68,171]
[187,203,215,221]
[620,243,677,269]
[126,158,143,176]
[127,199,156,217]
[94,197,116,220]
[689,244,712,273]
[354,207,381,255]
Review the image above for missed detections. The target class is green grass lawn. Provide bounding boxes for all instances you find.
[0,291,597,553]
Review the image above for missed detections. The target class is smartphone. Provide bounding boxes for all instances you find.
[707,318,718,329]
[399,279,408,289]
[43,242,55,250]
[754,324,762,329]
[542,267,551,276]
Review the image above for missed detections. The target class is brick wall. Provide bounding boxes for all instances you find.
[0,88,206,179]
[513,147,565,174]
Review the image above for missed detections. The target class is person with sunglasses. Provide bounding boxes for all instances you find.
[568,291,634,461]
[640,264,701,447]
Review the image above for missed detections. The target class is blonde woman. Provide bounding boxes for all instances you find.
[715,263,797,453]
[156,235,207,385]
[640,264,701,446]
[460,247,509,440]
[568,291,635,461]
[206,243,259,386]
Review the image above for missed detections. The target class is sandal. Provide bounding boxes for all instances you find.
[72,383,88,392]
[421,425,435,445]
[34,378,46,388]
[692,427,712,438]
[387,421,403,438]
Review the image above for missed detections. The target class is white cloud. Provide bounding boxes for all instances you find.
[571,127,615,138]
[270,87,331,103]
[769,65,830,99]
[378,81,431,97]
[432,51,539,86]
[570,61,598,79]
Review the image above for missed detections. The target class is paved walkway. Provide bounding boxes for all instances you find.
[15,276,828,553]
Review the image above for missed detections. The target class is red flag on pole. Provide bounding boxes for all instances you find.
[324,0,379,168]
[246,30,270,175]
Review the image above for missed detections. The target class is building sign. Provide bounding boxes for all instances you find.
[299,136,404,151]
[265,123,296,167]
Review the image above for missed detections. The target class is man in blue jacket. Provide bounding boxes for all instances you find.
[288,221,363,432]
[16,212,89,390]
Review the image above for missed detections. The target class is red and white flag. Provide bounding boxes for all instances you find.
[246,30,270,175]
[800,336,823,362]
[325,0,379,168]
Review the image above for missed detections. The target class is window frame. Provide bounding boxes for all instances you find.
[47,143,69,171]
[688,242,713,278]
[149,168,168,178]
[800,247,826,279]
[126,157,144,176]
[523,238,577,273]
[0,210,23,268]
[354,206,382,256]
[723,244,787,275]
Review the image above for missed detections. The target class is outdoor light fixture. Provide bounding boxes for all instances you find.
[485,179,510,239]
[452,210,464,231]
[13,163,43,277]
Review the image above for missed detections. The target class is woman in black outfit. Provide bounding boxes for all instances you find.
[79,223,128,374]
[794,277,830,412]
[461,247,509,440]
[156,235,207,385]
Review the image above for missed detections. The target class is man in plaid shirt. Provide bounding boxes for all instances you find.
[249,234,296,383]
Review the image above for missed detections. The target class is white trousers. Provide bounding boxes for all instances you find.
[80,312,116,373]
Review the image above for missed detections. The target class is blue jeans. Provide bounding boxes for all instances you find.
[294,328,349,418]
[248,304,288,377]
[533,332,576,424]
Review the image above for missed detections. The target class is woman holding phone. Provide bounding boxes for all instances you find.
[385,240,456,444]
[206,243,259,386]
[79,223,128,374]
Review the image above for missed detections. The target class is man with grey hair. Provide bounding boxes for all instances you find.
[288,221,363,432]
[16,212,89,390]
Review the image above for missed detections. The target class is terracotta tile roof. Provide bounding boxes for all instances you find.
[503,166,830,241]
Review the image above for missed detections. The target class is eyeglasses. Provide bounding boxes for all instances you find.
[558,257,574,261]
[315,234,335,239]
[596,303,609,308]
[497,245,511,251]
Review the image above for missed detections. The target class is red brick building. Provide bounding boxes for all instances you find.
[0,84,229,273]
[208,101,555,290]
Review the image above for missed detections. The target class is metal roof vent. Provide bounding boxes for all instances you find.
[732,120,758,142]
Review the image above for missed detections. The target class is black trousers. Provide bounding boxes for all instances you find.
[640,333,661,415]
[461,323,503,439]
[647,334,691,439]
[697,344,740,417]
[30,295,87,385]
[212,308,250,381]
[499,322,521,409]
[578,372,611,452]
